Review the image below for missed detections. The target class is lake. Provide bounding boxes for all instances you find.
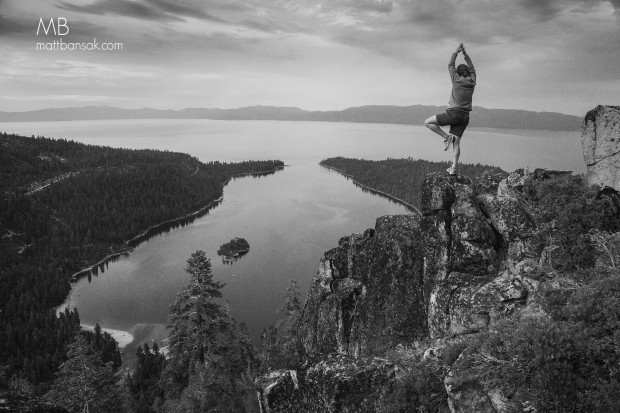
[0,119,585,366]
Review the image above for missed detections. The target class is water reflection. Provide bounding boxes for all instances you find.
[220,250,249,265]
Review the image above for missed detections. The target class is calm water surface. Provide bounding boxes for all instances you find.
[1,120,584,364]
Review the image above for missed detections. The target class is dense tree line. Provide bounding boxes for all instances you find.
[217,237,250,258]
[127,343,167,413]
[320,156,506,210]
[0,132,283,394]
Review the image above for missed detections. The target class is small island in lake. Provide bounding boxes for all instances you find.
[217,237,250,263]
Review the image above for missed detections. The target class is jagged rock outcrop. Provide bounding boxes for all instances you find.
[258,170,567,412]
[422,172,541,339]
[298,214,428,357]
[256,354,395,413]
[443,348,512,413]
[582,105,620,190]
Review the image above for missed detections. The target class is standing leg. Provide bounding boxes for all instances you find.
[447,114,468,174]
[451,135,461,170]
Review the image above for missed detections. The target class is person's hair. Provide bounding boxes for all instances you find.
[457,64,470,77]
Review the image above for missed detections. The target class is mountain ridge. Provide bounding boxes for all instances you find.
[0,104,582,131]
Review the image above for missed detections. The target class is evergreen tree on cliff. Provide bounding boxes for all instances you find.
[128,342,166,413]
[44,334,122,413]
[158,251,258,412]
[260,280,303,370]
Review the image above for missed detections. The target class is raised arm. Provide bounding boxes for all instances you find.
[448,44,461,80]
[462,45,476,82]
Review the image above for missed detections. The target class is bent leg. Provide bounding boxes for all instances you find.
[424,116,449,139]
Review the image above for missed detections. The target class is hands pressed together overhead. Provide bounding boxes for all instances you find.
[456,43,467,55]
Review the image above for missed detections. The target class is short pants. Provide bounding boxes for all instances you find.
[436,109,470,138]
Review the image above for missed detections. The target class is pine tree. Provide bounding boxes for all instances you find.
[260,280,303,369]
[44,335,122,413]
[128,341,166,413]
[158,250,258,412]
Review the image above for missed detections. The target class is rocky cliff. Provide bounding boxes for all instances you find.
[258,168,583,412]
[298,214,427,358]
[257,106,620,413]
[582,105,620,190]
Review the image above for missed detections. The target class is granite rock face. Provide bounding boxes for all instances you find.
[258,172,556,412]
[422,173,539,339]
[298,214,428,357]
[582,105,620,190]
[444,349,512,413]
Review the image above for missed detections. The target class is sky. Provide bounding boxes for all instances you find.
[0,0,619,116]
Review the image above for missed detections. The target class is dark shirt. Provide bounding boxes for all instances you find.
[448,52,476,112]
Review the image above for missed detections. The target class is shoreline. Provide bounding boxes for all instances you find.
[320,164,422,216]
[64,165,284,284]
[68,250,133,282]
[56,165,284,327]
[81,324,134,349]
[127,165,284,248]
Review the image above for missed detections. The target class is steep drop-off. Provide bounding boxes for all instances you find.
[258,170,558,411]
[257,106,620,412]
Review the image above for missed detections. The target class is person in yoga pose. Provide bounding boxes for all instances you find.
[424,43,476,175]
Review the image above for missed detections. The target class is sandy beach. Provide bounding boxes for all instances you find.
[82,324,134,349]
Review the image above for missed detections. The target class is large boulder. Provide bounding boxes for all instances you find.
[256,354,395,413]
[581,105,620,190]
[444,349,514,413]
[477,194,535,242]
[421,174,518,338]
[428,271,529,338]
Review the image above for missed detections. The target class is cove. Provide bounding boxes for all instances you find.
[61,163,411,366]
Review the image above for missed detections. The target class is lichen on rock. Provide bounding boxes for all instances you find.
[581,105,620,190]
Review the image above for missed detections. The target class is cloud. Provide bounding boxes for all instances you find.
[1,0,619,114]
[57,0,225,23]
[517,0,620,21]
[327,0,394,13]
[0,14,32,36]
[519,0,560,21]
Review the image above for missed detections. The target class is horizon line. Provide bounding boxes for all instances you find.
[0,103,584,118]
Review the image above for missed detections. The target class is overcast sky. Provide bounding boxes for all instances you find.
[1,0,619,115]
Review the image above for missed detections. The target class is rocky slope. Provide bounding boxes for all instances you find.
[258,168,573,412]
[256,107,619,412]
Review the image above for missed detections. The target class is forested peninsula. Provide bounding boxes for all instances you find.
[320,157,506,210]
[0,132,283,394]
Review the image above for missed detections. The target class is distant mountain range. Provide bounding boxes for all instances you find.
[0,105,583,131]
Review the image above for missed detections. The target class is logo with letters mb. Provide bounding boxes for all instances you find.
[37,18,69,36]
